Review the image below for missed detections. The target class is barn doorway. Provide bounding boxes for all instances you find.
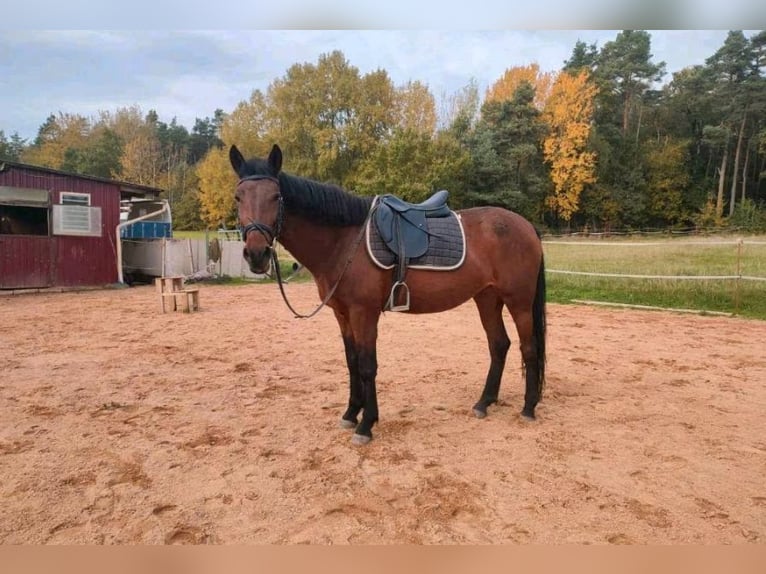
[0,204,49,236]
[0,187,53,288]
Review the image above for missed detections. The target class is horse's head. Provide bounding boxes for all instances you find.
[230,144,283,274]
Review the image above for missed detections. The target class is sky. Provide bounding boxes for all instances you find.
[0,30,758,142]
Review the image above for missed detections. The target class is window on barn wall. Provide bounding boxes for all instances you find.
[0,186,50,236]
[53,192,102,237]
[61,192,91,206]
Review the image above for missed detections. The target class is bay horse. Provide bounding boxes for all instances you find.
[230,144,546,445]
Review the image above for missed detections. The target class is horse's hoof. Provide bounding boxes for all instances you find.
[339,418,356,429]
[472,407,487,419]
[351,433,372,446]
[520,410,536,422]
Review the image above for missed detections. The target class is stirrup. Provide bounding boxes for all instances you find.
[387,281,410,312]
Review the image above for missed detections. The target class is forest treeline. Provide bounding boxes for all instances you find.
[2,30,765,232]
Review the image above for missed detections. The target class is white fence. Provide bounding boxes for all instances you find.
[543,238,766,314]
[121,236,264,280]
[544,239,766,283]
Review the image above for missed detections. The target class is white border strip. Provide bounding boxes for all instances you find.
[544,239,766,247]
[547,270,741,280]
[547,269,766,281]
[571,299,734,317]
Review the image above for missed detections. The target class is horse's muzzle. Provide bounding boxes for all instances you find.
[243,246,271,274]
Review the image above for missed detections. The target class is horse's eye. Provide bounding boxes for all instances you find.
[234,195,240,203]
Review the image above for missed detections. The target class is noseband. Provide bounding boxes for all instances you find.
[238,174,283,245]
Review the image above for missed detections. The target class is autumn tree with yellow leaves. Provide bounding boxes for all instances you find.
[196,147,239,228]
[195,51,444,228]
[485,63,554,110]
[10,32,766,233]
[542,70,598,221]
[21,113,90,169]
[395,80,437,134]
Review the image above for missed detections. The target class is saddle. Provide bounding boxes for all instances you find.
[373,190,452,312]
[374,190,451,258]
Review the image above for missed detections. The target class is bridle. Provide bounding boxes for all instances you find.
[238,174,283,246]
[236,172,374,319]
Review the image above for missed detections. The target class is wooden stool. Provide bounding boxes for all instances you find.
[156,276,198,313]
[156,276,184,294]
[177,288,200,313]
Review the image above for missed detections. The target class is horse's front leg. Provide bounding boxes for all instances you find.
[333,309,363,429]
[348,307,380,445]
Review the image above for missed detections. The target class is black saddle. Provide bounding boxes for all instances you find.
[374,190,451,260]
[372,190,452,311]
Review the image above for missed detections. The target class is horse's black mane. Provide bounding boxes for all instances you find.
[241,158,373,227]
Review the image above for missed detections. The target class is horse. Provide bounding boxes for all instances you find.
[230,144,547,445]
[0,209,47,236]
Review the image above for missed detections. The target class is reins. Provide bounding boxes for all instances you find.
[238,173,374,319]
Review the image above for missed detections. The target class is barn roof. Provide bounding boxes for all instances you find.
[0,160,165,198]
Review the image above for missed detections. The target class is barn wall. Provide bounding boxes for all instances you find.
[0,165,122,287]
[51,184,120,286]
[0,236,53,288]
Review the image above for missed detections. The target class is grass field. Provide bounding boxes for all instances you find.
[174,229,766,319]
[543,236,766,319]
[173,230,218,240]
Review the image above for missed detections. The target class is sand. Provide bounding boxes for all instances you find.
[1,283,764,544]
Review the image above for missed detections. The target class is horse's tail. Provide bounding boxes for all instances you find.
[533,239,547,399]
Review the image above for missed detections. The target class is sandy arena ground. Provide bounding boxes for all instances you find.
[1,282,765,544]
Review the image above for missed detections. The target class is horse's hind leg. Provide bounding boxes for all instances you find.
[472,289,511,419]
[507,305,541,420]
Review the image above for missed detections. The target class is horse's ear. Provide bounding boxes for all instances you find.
[229,145,245,174]
[267,144,282,174]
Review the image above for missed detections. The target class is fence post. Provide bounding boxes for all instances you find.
[734,238,743,314]
[161,237,166,278]
[204,229,209,272]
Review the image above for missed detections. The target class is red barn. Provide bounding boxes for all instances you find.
[0,160,163,290]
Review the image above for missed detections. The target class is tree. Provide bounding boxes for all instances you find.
[394,80,436,135]
[465,82,548,220]
[702,124,731,219]
[265,50,396,186]
[60,126,122,179]
[354,128,469,202]
[542,70,598,222]
[100,106,145,146]
[0,131,27,160]
[188,111,225,163]
[563,40,599,74]
[664,66,712,140]
[196,147,238,228]
[120,127,163,186]
[165,164,202,230]
[644,137,691,224]
[349,68,398,174]
[95,106,158,185]
[485,63,554,110]
[595,30,666,138]
[22,112,90,169]
[220,90,271,155]
[704,30,758,216]
[440,79,480,141]
[156,116,191,163]
[573,30,666,229]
